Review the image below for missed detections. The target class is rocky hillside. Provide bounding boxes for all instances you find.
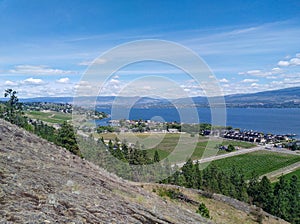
[0,119,209,224]
[0,119,288,224]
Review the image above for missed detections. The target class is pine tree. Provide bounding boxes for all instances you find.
[153,150,160,163]
[288,175,300,223]
[56,121,81,157]
[236,174,248,202]
[121,142,129,159]
[194,161,202,189]
[196,202,210,219]
[218,170,231,196]
[182,158,195,188]
[273,176,290,220]
[256,176,273,213]
[247,172,259,204]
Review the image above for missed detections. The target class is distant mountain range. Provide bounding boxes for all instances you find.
[2,86,300,108]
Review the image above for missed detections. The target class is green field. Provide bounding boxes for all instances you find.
[146,135,256,161]
[26,110,71,124]
[207,151,300,179]
[98,133,256,161]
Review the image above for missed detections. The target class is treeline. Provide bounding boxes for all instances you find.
[101,137,158,165]
[0,89,81,157]
[31,120,82,157]
[162,159,300,223]
[23,102,73,113]
[0,89,163,175]
[166,123,232,134]
[76,136,172,182]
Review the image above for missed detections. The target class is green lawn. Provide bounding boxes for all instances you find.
[207,151,300,179]
[26,110,71,124]
[98,132,256,161]
[147,137,256,161]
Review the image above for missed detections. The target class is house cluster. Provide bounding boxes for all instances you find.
[221,129,291,144]
[108,119,180,133]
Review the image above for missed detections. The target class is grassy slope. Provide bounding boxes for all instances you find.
[142,184,287,224]
[208,151,300,179]
[25,110,71,124]
[97,133,256,161]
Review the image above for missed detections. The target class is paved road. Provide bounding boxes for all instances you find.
[175,146,300,168]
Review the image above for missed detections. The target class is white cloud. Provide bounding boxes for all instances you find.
[271,67,283,74]
[4,80,18,86]
[9,65,74,76]
[22,77,44,85]
[278,60,290,67]
[241,79,259,83]
[296,53,300,58]
[242,70,272,78]
[56,77,70,84]
[290,58,300,66]
[109,78,120,84]
[74,81,93,89]
[251,83,259,87]
[219,78,229,83]
[247,70,262,75]
[78,58,107,66]
[277,56,300,67]
[78,61,91,66]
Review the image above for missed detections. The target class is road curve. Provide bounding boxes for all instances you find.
[259,161,300,182]
[175,146,264,167]
[175,146,300,168]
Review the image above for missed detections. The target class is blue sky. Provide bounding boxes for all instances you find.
[0,0,300,98]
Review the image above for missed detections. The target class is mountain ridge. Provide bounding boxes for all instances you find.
[1,86,299,108]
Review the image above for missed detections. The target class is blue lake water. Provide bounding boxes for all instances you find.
[96,108,300,138]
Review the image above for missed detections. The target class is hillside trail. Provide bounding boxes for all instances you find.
[259,161,300,182]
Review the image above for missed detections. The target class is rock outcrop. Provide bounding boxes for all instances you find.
[0,119,209,223]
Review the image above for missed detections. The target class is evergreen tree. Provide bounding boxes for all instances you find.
[182,158,195,188]
[228,166,240,198]
[153,150,160,163]
[204,164,220,193]
[194,161,202,189]
[288,175,300,223]
[273,176,290,220]
[247,172,259,204]
[196,202,210,219]
[121,142,129,159]
[2,89,27,127]
[218,170,232,196]
[56,121,82,157]
[256,176,273,213]
[236,174,248,202]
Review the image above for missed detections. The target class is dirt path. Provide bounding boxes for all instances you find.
[175,146,264,167]
[176,146,300,168]
[259,161,300,182]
